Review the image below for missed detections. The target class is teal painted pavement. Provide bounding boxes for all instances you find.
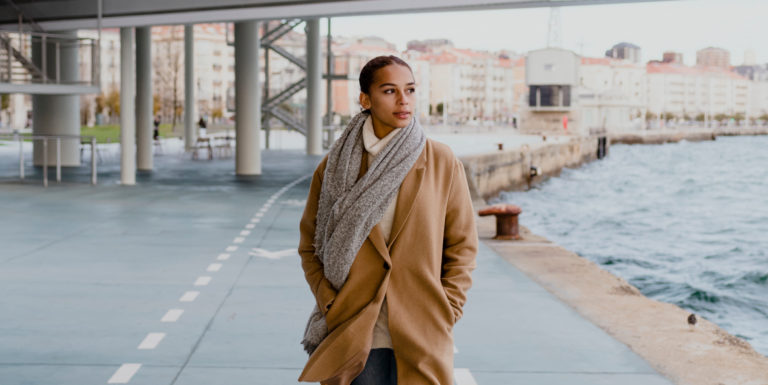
[0,148,674,385]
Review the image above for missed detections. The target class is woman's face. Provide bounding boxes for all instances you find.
[359,64,416,135]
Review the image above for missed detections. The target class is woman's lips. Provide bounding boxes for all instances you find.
[394,112,411,120]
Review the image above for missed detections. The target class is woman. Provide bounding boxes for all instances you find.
[298,55,478,385]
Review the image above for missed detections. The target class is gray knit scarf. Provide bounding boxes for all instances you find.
[301,110,426,355]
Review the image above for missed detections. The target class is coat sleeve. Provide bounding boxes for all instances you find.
[299,158,337,315]
[441,158,478,323]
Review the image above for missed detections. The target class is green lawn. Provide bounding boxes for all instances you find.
[80,124,178,143]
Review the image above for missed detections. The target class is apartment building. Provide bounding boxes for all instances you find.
[645,62,749,119]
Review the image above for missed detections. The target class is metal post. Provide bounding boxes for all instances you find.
[43,138,48,187]
[325,18,333,127]
[18,134,24,179]
[96,0,102,87]
[184,24,195,150]
[234,21,261,175]
[305,18,323,155]
[120,27,136,185]
[55,41,60,83]
[6,38,11,82]
[56,137,61,182]
[91,137,97,185]
[263,23,270,150]
[41,35,47,83]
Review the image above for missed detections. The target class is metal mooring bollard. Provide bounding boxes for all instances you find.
[478,204,522,240]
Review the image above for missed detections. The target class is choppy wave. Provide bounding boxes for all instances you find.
[495,135,768,356]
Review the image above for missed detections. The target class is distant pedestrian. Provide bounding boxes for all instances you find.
[153,116,160,140]
[298,55,478,385]
[198,117,207,138]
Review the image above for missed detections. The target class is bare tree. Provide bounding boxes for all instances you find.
[153,26,183,134]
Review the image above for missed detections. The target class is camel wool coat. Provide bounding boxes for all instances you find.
[298,139,478,385]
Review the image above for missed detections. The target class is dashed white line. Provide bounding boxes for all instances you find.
[137,332,165,350]
[240,230,250,236]
[226,246,238,252]
[161,309,184,323]
[194,276,212,286]
[207,263,222,272]
[250,218,260,223]
[107,363,141,384]
[454,368,478,385]
[255,213,264,218]
[217,253,230,261]
[245,223,255,229]
[233,237,245,244]
[179,291,199,302]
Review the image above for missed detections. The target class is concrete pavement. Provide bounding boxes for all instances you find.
[0,146,673,384]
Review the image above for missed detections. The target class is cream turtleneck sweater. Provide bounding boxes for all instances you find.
[362,116,400,349]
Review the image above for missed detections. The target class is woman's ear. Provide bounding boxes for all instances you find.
[359,92,371,110]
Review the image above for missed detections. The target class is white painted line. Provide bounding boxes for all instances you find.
[250,218,260,223]
[194,276,212,286]
[454,345,459,353]
[233,237,245,244]
[217,253,230,261]
[249,248,297,260]
[207,263,222,272]
[245,223,255,229]
[161,309,184,323]
[107,363,141,384]
[240,230,250,236]
[179,291,199,302]
[255,212,264,218]
[453,368,478,385]
[137,333,165,350]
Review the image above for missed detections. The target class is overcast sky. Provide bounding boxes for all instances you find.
[329,0,765,66]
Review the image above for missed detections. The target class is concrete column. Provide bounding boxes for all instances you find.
[305,18,323,155]
[184,24,196,150]
[136,27,153,171]
[31,30,81,166]
[120,27,136,185]
[234,21,261,175]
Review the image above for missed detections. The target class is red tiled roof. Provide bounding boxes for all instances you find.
[646,62,747,79]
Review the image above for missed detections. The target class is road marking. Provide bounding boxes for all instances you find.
[250,218,260,223]
[225,245,238,252]
[207,263,222,272]
[454,368,477,385]
[259,207,268,213]
[161,309,184,322]
[137,333,165,350]
[245,223,255,229]
[233,237,245,244]
[107,363,141,384]
[255,212,264,218]
[249,248,297,260]
[240,230,250,236]
[179,291,199,302]
[194,276,212,286]
[217,253,230,261]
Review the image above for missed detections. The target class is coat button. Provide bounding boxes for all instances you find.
[383,262,390,270]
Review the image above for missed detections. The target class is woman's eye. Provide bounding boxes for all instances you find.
[407,88,416,94]
[383,89,395,94]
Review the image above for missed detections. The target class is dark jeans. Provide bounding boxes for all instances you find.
[351,348,397,385]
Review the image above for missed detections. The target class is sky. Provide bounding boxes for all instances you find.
[329,0,766,66]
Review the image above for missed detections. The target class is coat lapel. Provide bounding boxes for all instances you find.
[387,146,427,248]
[367,224,391,265]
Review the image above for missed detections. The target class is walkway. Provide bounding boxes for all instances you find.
[0,146,673,384]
